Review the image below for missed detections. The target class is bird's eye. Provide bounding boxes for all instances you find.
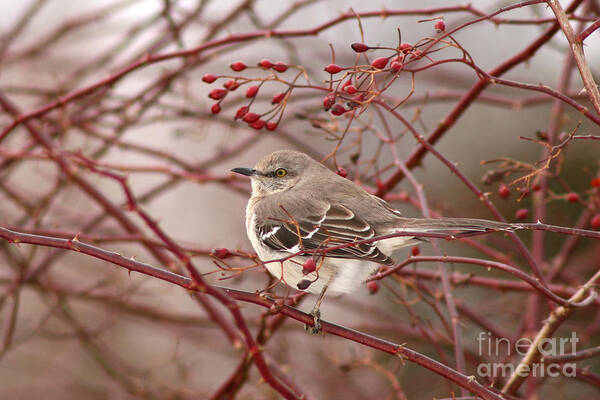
[275,168,287,177]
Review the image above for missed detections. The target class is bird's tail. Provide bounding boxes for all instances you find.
[394,217,520,236]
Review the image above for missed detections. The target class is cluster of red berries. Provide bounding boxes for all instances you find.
[203,19,447,130]
[495,176,600,223]
[319,19,447,117]
[320,37,432,117]
[202,59,290,131]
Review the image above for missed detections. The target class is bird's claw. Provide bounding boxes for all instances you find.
[304,308,321,334]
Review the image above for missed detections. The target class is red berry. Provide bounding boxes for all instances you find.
[210,103,221,114]
[324,64,343,74]
[323,94,335,111]
[532,184,541,191]
[498,184,510,199]
[230,61,247,71]
[399,43,412,53]
[331,104,346,116]
[350,94,364,103]
[224,80,239,91]
[208,89,226,100]
[235,106,249,119]
[245,85,259,98]
[337,167,347,178]
[202,73,217,83]
[412,50,423,59]
[591,178,600,188]
[411,246,420,256]
[390,61,403,72]
[265,122,278,131]
[344,85,357,94]
[351,43,369,52]
[271,92,285,104]
[367,280,379,294]
[302,258,317,274]
[435,20,446,32]
[567,192,579,203]
[375,178,385,191]
[371,57,388,69]
[250,119,265,130]
[242,112,260,123]
[273,62,288,72]
[258,59,273,69]
[591,214,600,229]
[515,208,529,220]
[213,248,230,259]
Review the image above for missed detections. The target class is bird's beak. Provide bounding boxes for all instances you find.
[231,167,257,177]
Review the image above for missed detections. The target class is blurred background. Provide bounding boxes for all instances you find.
[1,0,599,398]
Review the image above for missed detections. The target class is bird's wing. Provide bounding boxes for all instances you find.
[255,202,394,265]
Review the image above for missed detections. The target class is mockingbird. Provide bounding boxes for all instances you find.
[232,150,514,332]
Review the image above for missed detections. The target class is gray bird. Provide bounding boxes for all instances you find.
[232,150,514,332]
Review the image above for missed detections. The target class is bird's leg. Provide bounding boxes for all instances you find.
[304,285,328,334]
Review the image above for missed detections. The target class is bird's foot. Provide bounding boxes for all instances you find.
[304,308,321,334]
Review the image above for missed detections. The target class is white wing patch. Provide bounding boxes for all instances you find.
[261,225,281,240]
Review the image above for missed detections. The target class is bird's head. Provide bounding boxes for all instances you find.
[231,150,320,196]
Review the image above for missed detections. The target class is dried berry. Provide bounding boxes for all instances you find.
[351,43,369,52]
[235,106,249,119]
[331,104,346,116]
[245,85,259,98]
[208,89,227,100]
[323,94,335,111]
[271,92,285,104]
[337,167,347,178]
[297,279,311,290]
[250,119,265,130]
[258,59,274,69]
[435,20,446,32]
[367,280,379,294]
[371,57,388,69]
[515,208,529,220]
[202,73,217,83]
[302,258,316,274]
[213,248,230,259]
[399,43,412,53]
[230,61,247,71]
[390,61,403,72]
[498,184,510,199]
[273,62,288,72]
[242,112,260,123]
[324,64,343,74]
[591,214,600,229]
[344,85,357,94]
[224,80,239,91]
